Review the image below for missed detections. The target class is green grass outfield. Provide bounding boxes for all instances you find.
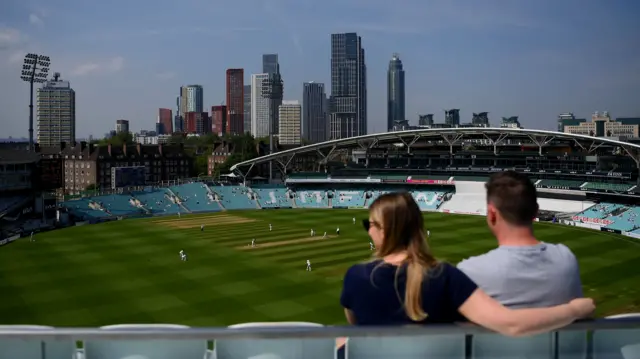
[0,209,639,327]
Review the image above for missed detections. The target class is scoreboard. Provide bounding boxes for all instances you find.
[111,166,146,189]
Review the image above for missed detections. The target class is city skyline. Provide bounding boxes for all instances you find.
[1,0,639,138]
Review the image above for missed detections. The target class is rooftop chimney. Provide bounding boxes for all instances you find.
[136,142,142,155]
[123,141,127,156]
[107,143,112,156]
[158,143,163,155]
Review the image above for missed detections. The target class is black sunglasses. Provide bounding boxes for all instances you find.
[362,219,371,231]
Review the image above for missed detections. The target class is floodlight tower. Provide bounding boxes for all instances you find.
[20,53,50,152]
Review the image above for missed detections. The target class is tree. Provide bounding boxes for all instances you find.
[95,132,134,147]
[85,183,97,191]
[194,154,209,176]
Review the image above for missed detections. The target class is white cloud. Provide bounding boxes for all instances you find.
[0,28,24,49]
[71,56,125,76]
[29,13,44,26]
[155,71,175,80]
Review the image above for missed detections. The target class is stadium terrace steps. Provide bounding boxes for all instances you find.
[211,186,258,210]
[252,187,292,209]
[171,183,222,213]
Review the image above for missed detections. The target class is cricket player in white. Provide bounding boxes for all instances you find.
[306,260,312,271]
[336,227,340,235]
[201,224,204,231]
[310,229,315,236]
[352,217,356,224]
[179,250,187,261]
[30,232,34,242]
[370,242,375,251]
[269,224,272,231]
[427,230,430,237]
[251,239,256,247]
[323,232,327,238]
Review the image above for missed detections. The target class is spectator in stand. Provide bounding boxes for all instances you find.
[458,171,583,308]
[340,192,593,337]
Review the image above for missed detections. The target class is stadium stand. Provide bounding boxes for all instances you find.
[252,186,293,208]
[583,182,634,192]
[211,185,258,210]
[170,183,221,213]
[576,203,626,220]
[412,191,446,211]
[90,195,145,217]
[131,188,182,215]
[293,189,330,208]
[333,190,366,208]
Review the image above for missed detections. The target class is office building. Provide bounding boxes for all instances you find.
[184,112,211,134]
[226,69,244,135]
[387,53,405,131]
[329,32,367,139]
[262,54,280,75]
[36,72,76,147]
[115,119,129,134]
[243,85,251,134]
[302,82,328,143]
[212,106,227,136]
[251,74,271,138]
[279,101,302,145]
[562,111,640,138]
[158,108,173,134]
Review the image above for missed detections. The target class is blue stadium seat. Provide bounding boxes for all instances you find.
[211,186,258,210]
[593,328,640,359]
[472,333,554,359]
[294,190,329,208]
[333,191,366,208]
[171,183,221,213]
[131,189,182,215]
[84,324,209,359]
[0,325,75,359]
[252,187,292,208]
[215,322,333,359]
[346,334,465,359]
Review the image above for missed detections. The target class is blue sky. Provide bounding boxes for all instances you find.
[1,0,639,138]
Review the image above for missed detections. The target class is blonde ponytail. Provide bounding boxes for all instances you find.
[404,257,428,321]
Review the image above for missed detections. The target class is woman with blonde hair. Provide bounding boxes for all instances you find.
[340,192,594,336]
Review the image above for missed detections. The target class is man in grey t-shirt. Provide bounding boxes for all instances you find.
[458,171,583,309]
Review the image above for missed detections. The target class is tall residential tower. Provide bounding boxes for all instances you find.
[387,53,405,131]
[329,32,367,139]
[226,69,244,135]
[36,72,76,146]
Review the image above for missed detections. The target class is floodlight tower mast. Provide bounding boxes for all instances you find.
[20,53,51,152]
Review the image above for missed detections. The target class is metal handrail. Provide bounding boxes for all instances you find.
[0,319,638,340]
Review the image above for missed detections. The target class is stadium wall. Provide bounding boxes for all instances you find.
[561,220,640,241]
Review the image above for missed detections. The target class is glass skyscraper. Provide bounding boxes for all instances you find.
[302,82,328,143]
[262,54,280,75]
[387,53,405,131]
[329,33,367,139]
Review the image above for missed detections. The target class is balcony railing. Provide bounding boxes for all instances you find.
[1,319,639,359]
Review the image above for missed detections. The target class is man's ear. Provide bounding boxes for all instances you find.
[487,203,498,226]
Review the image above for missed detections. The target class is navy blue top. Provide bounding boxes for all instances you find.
[340,261,477,325]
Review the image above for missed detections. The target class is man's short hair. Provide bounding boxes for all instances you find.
[485,171,538,226]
